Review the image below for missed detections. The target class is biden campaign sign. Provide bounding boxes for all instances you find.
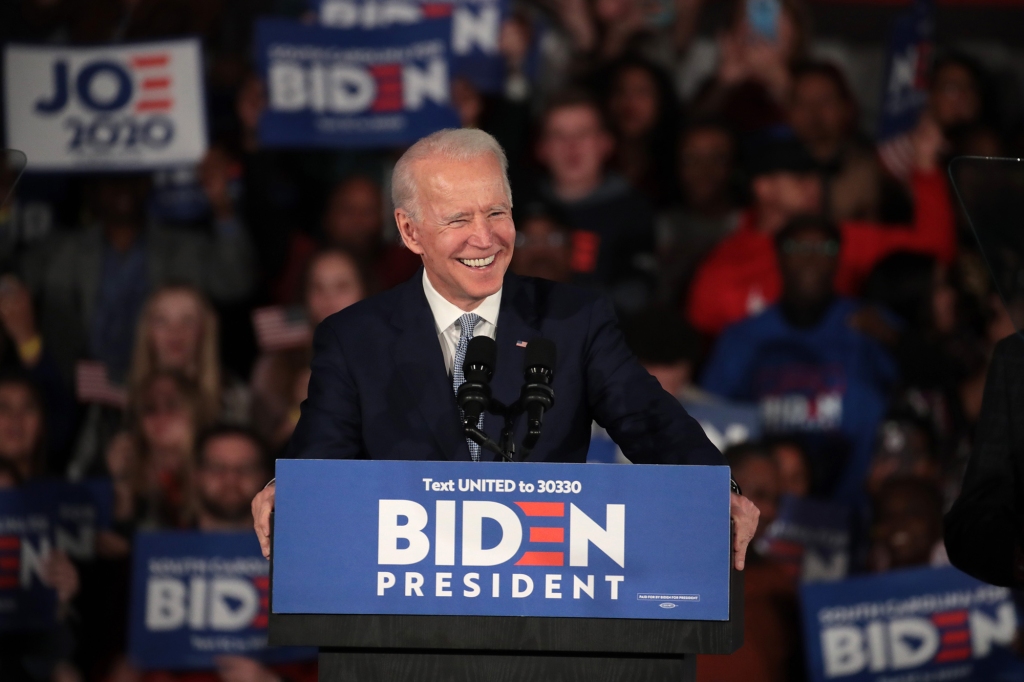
[255,18,460,149]
[0,487,58,631]
[3,39,207,171]
[310,0,507,91]
[801,565,1021,682]
[272,460,731,621]
[129,531,315,670]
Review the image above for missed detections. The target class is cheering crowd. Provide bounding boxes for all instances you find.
[2,0,1024,680]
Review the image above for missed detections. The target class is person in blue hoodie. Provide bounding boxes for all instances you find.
[702,215,898,503]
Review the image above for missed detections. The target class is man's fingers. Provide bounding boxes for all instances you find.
[730,493,760,571]
[252,485,275,560]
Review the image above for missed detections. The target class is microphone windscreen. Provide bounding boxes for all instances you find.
[464,336,497,373]
[524,338,556,372]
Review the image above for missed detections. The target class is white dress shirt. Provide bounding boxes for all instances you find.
[422,269,502,376]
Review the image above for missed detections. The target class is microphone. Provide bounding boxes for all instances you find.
[457,336,497,427]
[521,338,556,453]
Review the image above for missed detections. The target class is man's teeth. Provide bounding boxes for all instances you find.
[459,255,496,268]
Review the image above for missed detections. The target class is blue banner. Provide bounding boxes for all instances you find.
[129,531,316,670]
[272,460,731,620]
[877,0,934,142]
[761,495,849,583]
[309,0,507,92]
[801,565,1023,682]
[255,18,461,149]
[682,399,762,452]
[0,487,57,632]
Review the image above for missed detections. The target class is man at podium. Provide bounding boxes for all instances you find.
[252,128,758,569]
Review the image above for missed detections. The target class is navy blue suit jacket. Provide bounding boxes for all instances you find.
[289,270,724,466]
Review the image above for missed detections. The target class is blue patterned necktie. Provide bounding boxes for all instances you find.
[452,313,483,461]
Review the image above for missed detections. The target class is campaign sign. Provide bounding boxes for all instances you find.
[255,18,461,149]
[129,531,316,670]
[25,477,113,563]
[761,495,850,583]
[3,39,207,171]
[0,487,57,632]
[802,565,1020,682]
[273,460,731,620]
[311,0,507,92]
[876,0,934,142]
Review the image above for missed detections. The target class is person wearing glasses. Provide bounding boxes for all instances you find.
[700,215,899,503]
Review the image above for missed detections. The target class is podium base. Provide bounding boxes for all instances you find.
[319,649,696,681]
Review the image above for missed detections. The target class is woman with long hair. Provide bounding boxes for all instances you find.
[128,285,248,426]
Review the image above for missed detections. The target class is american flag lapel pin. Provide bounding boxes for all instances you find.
[516,340,528,348]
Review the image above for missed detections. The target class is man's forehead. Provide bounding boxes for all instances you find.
[414,156,507,203]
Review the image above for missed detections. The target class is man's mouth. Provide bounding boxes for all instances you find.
[458,254,496,269]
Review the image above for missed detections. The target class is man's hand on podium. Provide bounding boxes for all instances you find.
[731,492,759,571]
[253,481,275,559]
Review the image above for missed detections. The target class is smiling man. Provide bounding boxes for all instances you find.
[252,129,758,569]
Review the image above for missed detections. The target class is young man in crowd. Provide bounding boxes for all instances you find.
[123,426,316,682]
[533,92,657,312]
[686,131,953,336]
[701,216,899,503]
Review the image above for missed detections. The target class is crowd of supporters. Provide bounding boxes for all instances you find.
[1,0,1023,680]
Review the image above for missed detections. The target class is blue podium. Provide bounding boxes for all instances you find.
[268,460,743,681]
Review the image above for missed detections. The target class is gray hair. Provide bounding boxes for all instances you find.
[391,128,512,221]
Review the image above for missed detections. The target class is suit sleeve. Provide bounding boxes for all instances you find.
[287,320,365,460]
[584,296,724,466]
[944,337,1023,587]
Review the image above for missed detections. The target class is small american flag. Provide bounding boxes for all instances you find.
[252,305,312,351]
[76,361,127,408]
[516,341,528,348]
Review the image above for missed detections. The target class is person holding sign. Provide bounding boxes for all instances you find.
[253,128,759,569]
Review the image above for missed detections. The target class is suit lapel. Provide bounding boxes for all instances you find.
[485,274,540,460]
[390,272,471,461]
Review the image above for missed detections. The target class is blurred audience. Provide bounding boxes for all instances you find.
[702,216,898,502]
[533,92,657,311]
[20,165,256,384]
[655,120,741,304]
[686,129,954,336]
[510,204,574,283]
[869,476,945,572]
[251,248,366,451]
[698,442,801,682]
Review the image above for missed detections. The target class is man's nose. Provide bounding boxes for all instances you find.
[466,216,495,247]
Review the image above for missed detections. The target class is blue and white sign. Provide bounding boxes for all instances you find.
[761,495,849,583]
[801,565,1021,682]
[129,531,316,670]
[3,39,208,171]
[877,0,934,142]
[0,487,57,632]
[255,18,461,149]
[272,460,731,620]
[311,0,507,91]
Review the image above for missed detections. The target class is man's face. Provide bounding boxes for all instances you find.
[930,63,980,130]
[538,106,613,190]
[197,435,266,526]
[789,74,851,154]
[874,487,940,569]
[395,154,515,309]
[0,384,40,468]
[510,217,572,283]
[324,178,383,252]
[680,128,734,210]
[778,229,839,305]
[752,172,822,234]
[95,176,149,226]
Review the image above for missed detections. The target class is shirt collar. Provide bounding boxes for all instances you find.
[422,269,502,333]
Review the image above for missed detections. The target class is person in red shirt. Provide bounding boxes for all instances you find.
[686,130,954,336]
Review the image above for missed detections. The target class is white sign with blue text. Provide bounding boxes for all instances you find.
[3,39,207,171]
[272,460,732,620]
